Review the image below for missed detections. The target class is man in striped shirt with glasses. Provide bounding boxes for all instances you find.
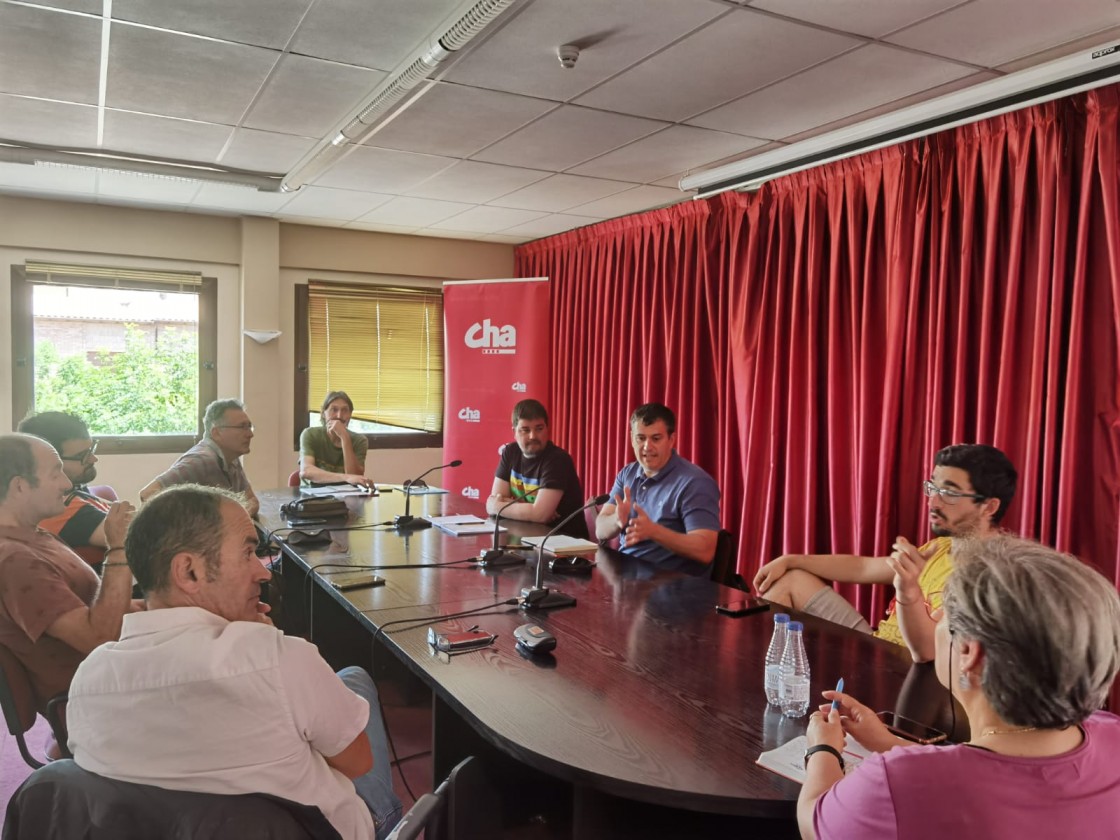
[753,444,1017,662]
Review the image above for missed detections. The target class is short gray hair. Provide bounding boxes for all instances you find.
[0,434,40,503]
[203,398,245,436]
[126,484,246,595]
[945,536,1120,728]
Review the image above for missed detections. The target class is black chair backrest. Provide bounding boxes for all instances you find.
[388,755,497,840]
[709,529,746,590]
[2,759,342,840]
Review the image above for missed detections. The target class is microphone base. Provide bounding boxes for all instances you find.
[519,586,577,611]
[477,549,527,568]
[393,515,431,532]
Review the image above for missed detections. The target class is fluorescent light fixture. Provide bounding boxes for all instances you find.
[281,0,518,193]
[681,42,1120,197]
[0,144,281,191]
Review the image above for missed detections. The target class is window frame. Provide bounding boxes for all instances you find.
[10,264,218,455]
[293,283,444,451]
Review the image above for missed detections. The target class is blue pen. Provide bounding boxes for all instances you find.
[831,678,844,711]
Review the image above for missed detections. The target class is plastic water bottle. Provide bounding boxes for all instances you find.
[764,613,790,706]
[778,621,810,718]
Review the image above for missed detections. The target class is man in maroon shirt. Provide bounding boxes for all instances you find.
[0,434,133,709]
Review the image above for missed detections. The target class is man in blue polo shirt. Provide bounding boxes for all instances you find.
[595,403,720,571]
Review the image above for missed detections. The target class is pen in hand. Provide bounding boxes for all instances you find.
[831,678,844,711]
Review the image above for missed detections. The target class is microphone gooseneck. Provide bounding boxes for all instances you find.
[522,494,608,609]
[477,497,526,568]
[394,460,463,531]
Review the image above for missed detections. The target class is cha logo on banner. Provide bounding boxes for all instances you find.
[511,382,527,392]
[461,486,480,500]
[465,319,516,355]
[457,407,480,423]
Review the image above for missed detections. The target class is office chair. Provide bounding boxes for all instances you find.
[86,485,118,502]
[709,529,748,591]
[288,470,301,487]
[387,756,497,840]
[0,643,69,769]
[2,759,341,840]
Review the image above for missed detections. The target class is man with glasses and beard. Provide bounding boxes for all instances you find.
[17,412,113,567]
[753,444,1017,661]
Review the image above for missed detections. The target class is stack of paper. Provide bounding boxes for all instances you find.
[427,514,503,536]
[756,734,873,784]
[300,483,375,498]
[518,535,599,556]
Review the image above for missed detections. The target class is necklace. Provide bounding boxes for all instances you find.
[980,725,1038,737]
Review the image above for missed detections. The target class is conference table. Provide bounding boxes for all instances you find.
[259,487,957,838]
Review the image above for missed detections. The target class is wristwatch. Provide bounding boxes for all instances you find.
[804,744,845,771]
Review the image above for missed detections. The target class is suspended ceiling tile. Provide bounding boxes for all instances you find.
[750,0,968,39]
[576,10,861,122]
[487,173,635,212]
[243,54,385,137]
[885,0,1120,67]
[0,4,101,103]
[778,69,1000,145]
[112,0,313,49]
[363,83,557,158]
[444,0,726,101]
[35,0,102,12]
[405,160,549,204]
[107,22,278,124]
[95,170,203,204]
[480,233,532,244]
[102,111,233,163]
[312,146,455,193]
[357,196,475,228]
[289,0,458,71]
[415,227,493,240]
[220,128,316,173]
[473,105,667,171]
[0,161,99,195]
[0,95,98,148]
[570,125,761,183]
[500,213,601,239]
[277,184,393,219]
[429,205,549,234]
[998,24,1120,73]
[567,184,685,218]
[190,183,294,213]
[690,43,975,141]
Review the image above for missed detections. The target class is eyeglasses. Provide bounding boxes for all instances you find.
[60,441,98,463]
[216,423,254,432]
[922,480,985,505]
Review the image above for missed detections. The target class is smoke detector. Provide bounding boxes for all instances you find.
[557,44,579,69]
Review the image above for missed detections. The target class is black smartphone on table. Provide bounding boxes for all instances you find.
[876,711,948,744]
[325,570,386,591]
[715,596,770,617]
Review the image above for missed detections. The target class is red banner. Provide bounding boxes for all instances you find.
[442,278,551,502]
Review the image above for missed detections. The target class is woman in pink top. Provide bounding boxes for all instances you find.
[798,536,1120,840]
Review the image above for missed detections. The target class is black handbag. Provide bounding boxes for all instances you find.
[279,495,350,519]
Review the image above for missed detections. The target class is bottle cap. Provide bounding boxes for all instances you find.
[773,613,790,623]
[788,621,804,632]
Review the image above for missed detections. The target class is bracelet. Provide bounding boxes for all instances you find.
[103,562,130,567]
[106,546,126,554]
[804,744,845,771]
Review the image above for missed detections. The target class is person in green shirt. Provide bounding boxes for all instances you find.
[298,391,373,488]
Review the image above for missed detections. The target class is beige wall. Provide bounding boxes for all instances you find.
[0,194,515,500]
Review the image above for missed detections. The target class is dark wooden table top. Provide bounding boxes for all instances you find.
[259,487,931,818]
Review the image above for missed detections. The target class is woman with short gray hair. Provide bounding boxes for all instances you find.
[797,535,1120,839]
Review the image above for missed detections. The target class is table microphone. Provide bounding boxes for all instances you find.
[394,460,462,531]
[521,494,608,610]
[478,497,527,568]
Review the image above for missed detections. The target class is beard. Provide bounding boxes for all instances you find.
[75,464,97,486]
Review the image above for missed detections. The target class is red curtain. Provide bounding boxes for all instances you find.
[516,85,1120,617]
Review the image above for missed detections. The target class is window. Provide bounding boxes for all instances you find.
[294,281,443,449]
[11,262,217,454]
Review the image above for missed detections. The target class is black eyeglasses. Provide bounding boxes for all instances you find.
[216,423,254,432]
[60,441,98,462]
[921,480,985,505]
